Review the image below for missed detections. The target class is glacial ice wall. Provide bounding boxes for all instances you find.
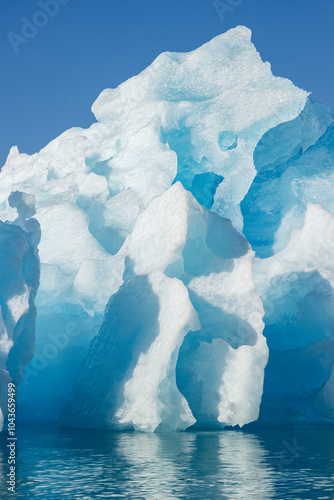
[0,193,40,431]
[0,26,333,430]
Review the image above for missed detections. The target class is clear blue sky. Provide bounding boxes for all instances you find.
[1,0,333,167]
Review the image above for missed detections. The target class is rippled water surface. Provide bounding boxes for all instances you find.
[0,424,333,499]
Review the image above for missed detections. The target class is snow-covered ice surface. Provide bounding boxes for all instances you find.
[0,26,333,430]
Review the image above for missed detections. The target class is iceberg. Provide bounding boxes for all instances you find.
[0,26,333,430]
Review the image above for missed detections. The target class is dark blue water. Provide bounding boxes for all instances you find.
[0,424,333,499]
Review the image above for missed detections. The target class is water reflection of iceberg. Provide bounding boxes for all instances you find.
[116,431,275,499]
[2,425,334,499]
[216,432,275,499]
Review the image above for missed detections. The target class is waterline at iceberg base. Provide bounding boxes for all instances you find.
[1,26,334,432]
